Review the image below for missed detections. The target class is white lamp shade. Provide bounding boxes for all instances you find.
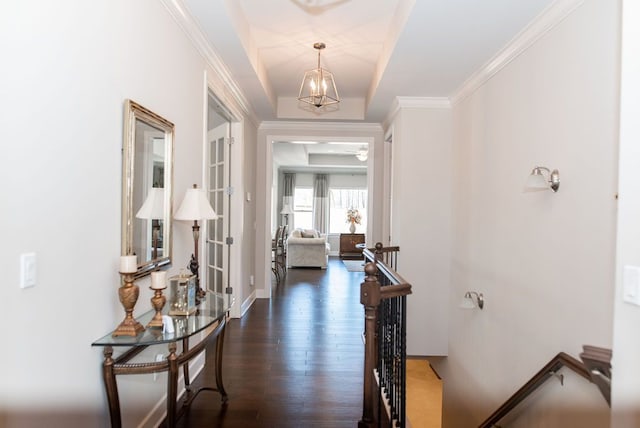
[524,169,549,191]
[459,295,476,309]
[136,187,165,219]
[174,187,218,221]
[280,204,293,215]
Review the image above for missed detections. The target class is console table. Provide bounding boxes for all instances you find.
[92,292,231,428]
[340,233,365,259]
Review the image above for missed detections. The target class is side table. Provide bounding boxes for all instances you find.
[92,292,232,428]
[339,233,365,259]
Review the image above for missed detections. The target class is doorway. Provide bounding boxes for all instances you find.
[261,134,376,297]
[205,93,232,303]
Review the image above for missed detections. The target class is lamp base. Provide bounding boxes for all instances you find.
[188,253,206,303]
[197,286,207,299]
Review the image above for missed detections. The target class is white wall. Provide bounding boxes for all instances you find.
[432,0,619,426]
[389,106,452,356]
[0,1,255,426]
[239,120,258,315]
[611,1,640,426]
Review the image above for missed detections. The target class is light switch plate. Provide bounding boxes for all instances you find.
[20,252,37,289]
[623,265,640,306]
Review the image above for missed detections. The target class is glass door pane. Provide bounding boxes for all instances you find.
[206,95,230,296]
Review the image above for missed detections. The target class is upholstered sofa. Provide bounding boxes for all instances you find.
[286,229,330,269]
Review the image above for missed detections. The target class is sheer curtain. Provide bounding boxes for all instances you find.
[282,173,295,226]
[312,174,329,234]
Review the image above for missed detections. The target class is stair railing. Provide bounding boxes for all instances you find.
[479,346,612,428]
[359,243,412,428]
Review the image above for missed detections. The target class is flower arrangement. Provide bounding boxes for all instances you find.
[346,208,362,225]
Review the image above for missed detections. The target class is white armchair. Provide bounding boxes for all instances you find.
[286,229,330,269]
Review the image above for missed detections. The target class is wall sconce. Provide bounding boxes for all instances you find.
[460,291,484,310]
[525,166,560,192]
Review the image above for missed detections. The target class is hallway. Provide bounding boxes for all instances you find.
[175,257,366,427]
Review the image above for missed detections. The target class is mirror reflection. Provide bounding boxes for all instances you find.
[122,100,174,277]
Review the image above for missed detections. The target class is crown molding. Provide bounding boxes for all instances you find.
[259,121,383,133]
[450,0,585,106]
[395,97,451,109]
[160,0,258,125]
[383,96,451,130]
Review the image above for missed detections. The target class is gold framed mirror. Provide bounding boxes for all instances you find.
[122,100,174,277]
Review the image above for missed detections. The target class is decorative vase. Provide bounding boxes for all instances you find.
[349,222,356,234]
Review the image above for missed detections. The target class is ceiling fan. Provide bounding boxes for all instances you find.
[337,144,368,161]
[355,148,368,161]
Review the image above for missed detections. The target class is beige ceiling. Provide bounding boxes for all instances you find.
[183,0,556,123]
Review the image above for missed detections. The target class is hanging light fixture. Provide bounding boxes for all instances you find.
[298,42,340,111]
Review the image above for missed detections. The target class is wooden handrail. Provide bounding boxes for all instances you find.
[363,244,403,283]
[479,352,590,428]
[359,244,412,428]
[362,245,400,255]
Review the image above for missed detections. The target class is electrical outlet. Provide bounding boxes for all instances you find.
[623,265,640,306]
[250,275,254,286]
[20,253,37,289]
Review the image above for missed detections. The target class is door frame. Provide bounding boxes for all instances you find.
[259,133,376,299]
[204,74,245,318]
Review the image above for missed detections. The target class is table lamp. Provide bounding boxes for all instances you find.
[136,187,165,260]
[280,204,293,227]
[174,184,218,299]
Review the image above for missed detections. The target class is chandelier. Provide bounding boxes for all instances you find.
[297,42,340,111]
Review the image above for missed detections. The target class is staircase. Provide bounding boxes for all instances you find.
[406,359,442,428]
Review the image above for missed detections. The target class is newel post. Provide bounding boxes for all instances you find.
[359,262,381,428]
[374,242,383,262]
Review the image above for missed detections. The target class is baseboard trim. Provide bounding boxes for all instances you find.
[256,288,271,299]
[239,290,257,317]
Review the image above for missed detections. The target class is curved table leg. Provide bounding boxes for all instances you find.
[215,317,228,402]
[167,342,179,428]
[182,338,191,393]
[102,346,122,428]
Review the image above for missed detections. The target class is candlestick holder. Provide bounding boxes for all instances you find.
[147,286,167,328]
[113,272,145,336]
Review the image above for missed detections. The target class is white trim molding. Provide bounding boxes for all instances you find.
[450,0,585,106]
[259,120,383,133]
[240,290,257,317]
[160,0,258,125]
[384,96,451,130]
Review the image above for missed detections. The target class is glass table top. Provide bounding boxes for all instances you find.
[92,292,232,347]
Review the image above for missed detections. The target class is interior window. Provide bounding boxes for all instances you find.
[293,187,313,230]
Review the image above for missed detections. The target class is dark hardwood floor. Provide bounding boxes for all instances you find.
[175,257,366,428]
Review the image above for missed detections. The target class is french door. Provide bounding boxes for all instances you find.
[206,122,230,296]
